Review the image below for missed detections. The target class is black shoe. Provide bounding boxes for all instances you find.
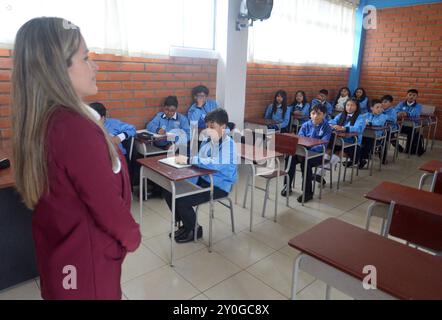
[397,145,404,153]
[297,193,314,203]
[314,174,326,186]
[358,159,367,170]
[176,226,203,244]
[169,226,186,239]
[281,185,293,197]
[343,161,353,168]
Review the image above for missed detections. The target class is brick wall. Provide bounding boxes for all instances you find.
[360,3,442,139]
[0,49,217,139]
[245,63,350,116]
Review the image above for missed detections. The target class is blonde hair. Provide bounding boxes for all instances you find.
[12,17,119,209]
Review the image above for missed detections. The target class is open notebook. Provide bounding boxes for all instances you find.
[158,157,192,169]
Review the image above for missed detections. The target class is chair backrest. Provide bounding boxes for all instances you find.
[386,201,442,254]
[275,133,298,156]
[431,168,442,194]
[422,105,436,116]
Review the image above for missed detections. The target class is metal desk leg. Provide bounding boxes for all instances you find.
[139,167,144,230]
[291,254,304,300]
[302,148,308,206]
[209,175,214,252]
[408,126,415,158]
[275,158,280,222]
[170,182,176,267]
[250,165,256,232]
[350,141,357,184]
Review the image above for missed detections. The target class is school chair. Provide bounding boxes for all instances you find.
[365,126,388,176]
[421,105,438,151]
[384,201,442,256]
[329,132,359,190]
[386,122,402,163]
[397,118,423,158]
[242,133,298,229]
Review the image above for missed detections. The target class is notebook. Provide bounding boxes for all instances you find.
[158,157,192,169]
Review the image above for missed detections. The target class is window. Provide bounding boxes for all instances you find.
[0,0,216,56]
[248,0,357,66]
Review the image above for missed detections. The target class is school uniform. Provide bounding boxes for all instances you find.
[146,112,190,147]
[360,113,388,162]
[164,135,237,234]
[334,96,350,114]
[292,102,311,119]
[264,104,293,132]
[329,112,367,163]
[395,101,423,153]
[34,107,141,300]
[104,118,136,155]
[187,99,219,129]
[357,97,370,114]
[383,107,399,163]
[311,98,333,118]
[284,120,332,196]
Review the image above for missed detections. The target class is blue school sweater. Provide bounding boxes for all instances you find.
[329,113,367,145]
[146,112,190,147]
[298,120,333,153]
[104,118,136,155]
[187,99,219,129]
[264,104,293,131]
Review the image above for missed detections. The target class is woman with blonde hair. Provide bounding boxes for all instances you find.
[11,17,141,300]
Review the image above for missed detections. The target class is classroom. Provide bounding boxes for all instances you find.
[0,0,441,301]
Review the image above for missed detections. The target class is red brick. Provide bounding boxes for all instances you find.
[0,49,10,57]
[0,58,12,69]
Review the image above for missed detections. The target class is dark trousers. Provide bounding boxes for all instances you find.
[284,155,323,195]
[360,137,375,161]
[163,178,228,231]
[400,126,419,153]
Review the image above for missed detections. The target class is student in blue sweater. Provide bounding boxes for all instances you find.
[311,89,333,117]
[291,90,311,121]
[359,100,388,169]
[164,109,238,243]
[282,104,332,203]
[187,85,219,130]
[382,95,398,164]
[394,89,423,154]
[329,98,367,167]
[264,90,292,132]
[146,96,190,148]
[89,102,136,158]
[353,87,370,114]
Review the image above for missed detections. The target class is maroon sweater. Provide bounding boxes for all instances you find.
[33,107,141,300]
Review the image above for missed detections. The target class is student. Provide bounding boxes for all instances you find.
[11,17,141,300]
[281,104,332,203]
[291,90,311,121]
[332,87,351,116]
[311,89,333,117]
[359,99,388,169]
[382,95,398,164]
[394,89,423,154]
[164,109,237,243]
[89,102,136,158]
[187,85,219,130]
[264,90,292,132]
[329,98,367,167]
[146,96,190,148]
[353,87,370,114]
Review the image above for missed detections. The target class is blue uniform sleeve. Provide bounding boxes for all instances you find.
[187,105,200,124]
[348,116,366,134]
[278,106,292,130]
[302,103,311,118]
[359,98,369,114]
[322,124,333,143]
[146,113,162,133]
[394,102,404,113]
[299,122,308,137]
[372,114,387,127]
[264,105,273,119]
[117,120,136,138]
[326,102,333,116]
[409,104,422,119]
[179,115,191,142]
[329,113,341,126]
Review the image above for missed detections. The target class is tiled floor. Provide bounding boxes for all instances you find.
[1,142,441,300]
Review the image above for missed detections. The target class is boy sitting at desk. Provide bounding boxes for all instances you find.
[146,96,190,149]
[163,109,237,243]
[89,102,136,161]
[359,99,388,169]
[281,104,332,203]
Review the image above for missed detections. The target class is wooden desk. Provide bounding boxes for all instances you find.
[278,134,328,205]
[365,182,442,217]
[418,160,442,190]
[0,143,38,291]
[289,218,442,300]
[245,118,279,126]
[239,144,283,231]
[138,155,216,266]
